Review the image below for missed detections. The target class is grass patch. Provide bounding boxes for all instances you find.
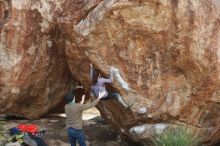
[151,126,204,146]
[0,121,5,146]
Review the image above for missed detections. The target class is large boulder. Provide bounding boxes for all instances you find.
[69,0,220,145]
[0,0,102,119]
[0,0,103,119]
[0,0,219,145]
[0,0,74,119]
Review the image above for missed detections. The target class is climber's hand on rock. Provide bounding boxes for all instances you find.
[111,67,118,73]
[90,63,93,68]
[110,67,114,72]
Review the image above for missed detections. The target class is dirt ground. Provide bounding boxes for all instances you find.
[1,108,141,146]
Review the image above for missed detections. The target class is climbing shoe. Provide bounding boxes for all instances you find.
[125,103,132,109]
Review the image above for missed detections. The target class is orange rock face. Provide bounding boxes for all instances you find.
[0,0,103,118]
[70,0,220,144]
[0,0,73,119]
[0,0,220,145]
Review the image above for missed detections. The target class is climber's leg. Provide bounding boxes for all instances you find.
[108,91,131,109]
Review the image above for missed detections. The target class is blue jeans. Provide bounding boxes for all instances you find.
[67,127,86,146]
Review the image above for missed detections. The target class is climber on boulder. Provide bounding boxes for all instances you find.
[90,63,131,109]
[64,91,106,146]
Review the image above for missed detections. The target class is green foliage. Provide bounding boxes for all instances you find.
[151,126,204,146]
[0,122,5,145]
[0,122,3,133]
